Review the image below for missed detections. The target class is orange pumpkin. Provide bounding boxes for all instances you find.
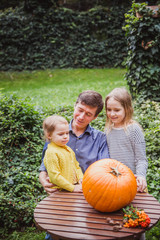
[82,158,137,212]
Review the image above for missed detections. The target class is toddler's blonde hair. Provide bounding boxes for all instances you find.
[105,88,134,131]
[43,115,68,141]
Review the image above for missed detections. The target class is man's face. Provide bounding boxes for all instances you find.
[73,102,98,130]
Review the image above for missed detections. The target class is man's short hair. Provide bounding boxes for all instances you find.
[76,90,104,116]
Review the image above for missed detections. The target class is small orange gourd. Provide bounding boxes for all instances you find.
[82,158,137,212]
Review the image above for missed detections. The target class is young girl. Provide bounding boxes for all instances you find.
[43,115,83,193]
[105,87,148,193]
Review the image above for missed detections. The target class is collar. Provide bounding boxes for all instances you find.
[69,119,92,136]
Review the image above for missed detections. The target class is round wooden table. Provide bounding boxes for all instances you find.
[34,191,160,240]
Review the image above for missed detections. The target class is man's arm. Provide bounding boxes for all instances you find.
[39,171,57,195]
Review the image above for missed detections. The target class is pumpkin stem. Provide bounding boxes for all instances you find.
[110,166,122,177]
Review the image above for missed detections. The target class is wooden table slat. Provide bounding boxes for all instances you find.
[34,213,158,226]
[35,203,160,217]
[39,197,160,206]
[38,222,138,239]
[34,206,160,221]
[34,212,121,222]
[38,200,160,212]
[42,193,160,208]
[49,230,114,240]
[38,201,92,208]
[46,194,157,203]
[35,216,153,234]
[47,192,155,201]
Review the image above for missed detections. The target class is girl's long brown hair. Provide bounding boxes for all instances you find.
[105,88,134,132]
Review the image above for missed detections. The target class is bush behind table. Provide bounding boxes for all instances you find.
[0,94,159,238]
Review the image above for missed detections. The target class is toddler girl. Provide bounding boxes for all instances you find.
[43,115,83,192]
[105,87,148,193]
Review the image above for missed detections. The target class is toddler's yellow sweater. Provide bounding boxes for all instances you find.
[44,142,83,192]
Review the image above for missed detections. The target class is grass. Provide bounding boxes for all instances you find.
[3,227,45,240]
[0,68,127,109]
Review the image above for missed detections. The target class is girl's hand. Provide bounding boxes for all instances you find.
[136,176,147,192]
[73,184,83,193]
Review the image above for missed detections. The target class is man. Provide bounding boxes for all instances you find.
[39,90,110,239]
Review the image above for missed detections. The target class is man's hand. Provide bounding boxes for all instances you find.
[135,175,147,193]
[39,171,57,195]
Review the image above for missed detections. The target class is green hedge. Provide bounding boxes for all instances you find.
[0,6,127,71]
[123,2,160,101]
[0,94,159,239]
[134,99,160,240]
[134,99,160,201]
[0,95,46,233]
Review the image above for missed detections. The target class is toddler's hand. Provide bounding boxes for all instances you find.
[73,184,83,193]
[136,176,147,192]
[78,178,83,184]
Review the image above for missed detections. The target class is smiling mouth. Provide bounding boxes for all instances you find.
[76,119,84,124]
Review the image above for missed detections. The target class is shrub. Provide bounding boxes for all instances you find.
[0,168,44,230]
[134,99,160,202]
[123,2,160,101]
[146,221,160,240]
[0,227,45,240]
[0,0,23,10]
[0,94,43,170]
[0,94,46,234]
[0,5,127,71]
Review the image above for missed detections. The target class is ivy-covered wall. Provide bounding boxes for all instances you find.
[124,2,160,101]
[0,6,128,71]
